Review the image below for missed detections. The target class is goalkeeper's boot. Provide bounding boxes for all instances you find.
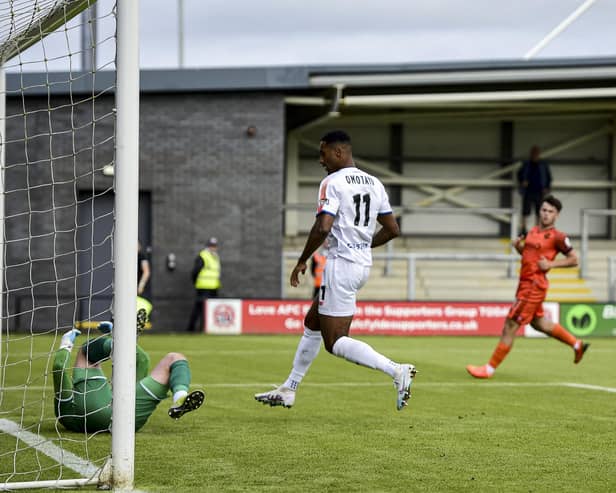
[97,321,113,334]
[393,364,417,411]
[59,328,81,351]
[574,341,590,364]
[254,386,296,408]
[466,364,493,379]
[168,390,205,420]
[136,308,147,335]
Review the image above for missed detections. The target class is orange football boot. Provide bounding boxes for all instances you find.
[574,342,590,364]
[466,364,493,379]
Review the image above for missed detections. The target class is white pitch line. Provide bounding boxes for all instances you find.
[0,419,100,479]
[560,382,616,393]
[0,386,49,391]
[195,381,616,391]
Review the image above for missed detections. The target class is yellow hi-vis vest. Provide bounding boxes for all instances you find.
[195,249,221,289]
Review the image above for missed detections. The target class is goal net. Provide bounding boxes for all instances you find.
[0,1,138,490]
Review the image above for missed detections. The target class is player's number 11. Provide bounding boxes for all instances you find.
[353,193,371,227]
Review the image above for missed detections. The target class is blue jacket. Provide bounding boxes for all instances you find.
[517,160,551,194]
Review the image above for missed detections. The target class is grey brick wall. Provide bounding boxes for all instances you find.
[5,91,286,331]
[141,93,286,329]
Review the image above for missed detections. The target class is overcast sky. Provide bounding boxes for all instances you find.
[7,0,616,72]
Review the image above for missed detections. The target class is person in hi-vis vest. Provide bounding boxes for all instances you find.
[186,237,221,332]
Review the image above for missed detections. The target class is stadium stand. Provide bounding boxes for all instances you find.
[283,237,615,302]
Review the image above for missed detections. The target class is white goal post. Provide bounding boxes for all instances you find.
[0,0,139,490]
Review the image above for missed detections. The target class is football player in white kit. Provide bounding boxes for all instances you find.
[255,130,417,411]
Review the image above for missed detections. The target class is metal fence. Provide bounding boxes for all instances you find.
[579,208,616,278]
[282,251,517,301]
[284,251,616,302]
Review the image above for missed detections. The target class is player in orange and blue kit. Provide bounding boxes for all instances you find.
[466,195,589,379]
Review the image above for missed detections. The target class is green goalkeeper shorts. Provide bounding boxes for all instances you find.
[57,371,168,433]
[57,368,112,433]
[135,376,169,431]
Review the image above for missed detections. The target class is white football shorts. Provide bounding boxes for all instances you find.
[318,256,370,317]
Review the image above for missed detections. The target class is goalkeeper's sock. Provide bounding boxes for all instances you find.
[332,336,399,377]
[169,359,191,395]
[82,337,112,365]
[550,323,577,347]
[172,390,188,406]
[283,326,321,391]
[488,341,511,370]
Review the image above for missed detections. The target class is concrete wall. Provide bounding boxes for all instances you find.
[140,93,285,329]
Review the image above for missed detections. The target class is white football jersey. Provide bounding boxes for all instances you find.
[316,166,393,267]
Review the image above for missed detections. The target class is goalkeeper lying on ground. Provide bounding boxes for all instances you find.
[52,310,204,433]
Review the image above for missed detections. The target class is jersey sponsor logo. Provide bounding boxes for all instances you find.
[346,242,370,250]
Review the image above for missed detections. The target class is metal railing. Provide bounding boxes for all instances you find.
[400,207,518,278]
[579,208,616,278]
[283,205,520,278]
[282,251,517,301]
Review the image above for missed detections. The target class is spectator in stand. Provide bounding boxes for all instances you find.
[517,145,552,235]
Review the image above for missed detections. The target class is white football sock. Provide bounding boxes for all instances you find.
[332,336,398,378]
[283,327,322,391]
[172,390,188,405]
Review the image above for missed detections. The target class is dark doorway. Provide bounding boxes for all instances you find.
[77,190,151,323]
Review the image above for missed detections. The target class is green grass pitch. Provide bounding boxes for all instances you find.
[1,334,615,492]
